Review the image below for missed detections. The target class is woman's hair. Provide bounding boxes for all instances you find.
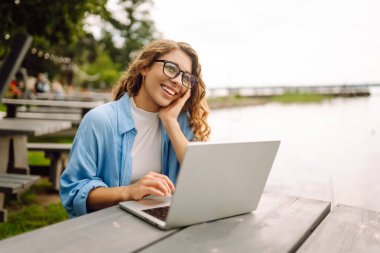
[112,39,210,141]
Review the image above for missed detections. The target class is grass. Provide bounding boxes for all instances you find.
[270,92,334,104]
[28,135,74,166]
[27,136,74,167]
[207,94,269,109]
[0,179,69,240]
[28,151,50,166]
[28,136,74,143]
[0,103,5,112]
[0,136,74,240]
[207,92,334,109]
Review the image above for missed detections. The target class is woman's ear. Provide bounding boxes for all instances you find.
[140,68,148,77]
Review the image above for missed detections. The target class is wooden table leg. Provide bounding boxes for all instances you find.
[0,136,11,173]
[0,193,8,222]
[46,152,68,191]
[5,104,17,118]
[8,135,30,174]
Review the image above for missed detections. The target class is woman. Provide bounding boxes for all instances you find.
[60,40,211,217]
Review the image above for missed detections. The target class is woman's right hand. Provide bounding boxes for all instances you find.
[128,172,175,200]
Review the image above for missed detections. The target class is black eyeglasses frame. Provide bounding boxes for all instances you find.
[154,59,198,89]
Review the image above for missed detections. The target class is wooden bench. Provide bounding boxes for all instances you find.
[297,204,380,252]
[0,173,40,222]
[27,143,72,191]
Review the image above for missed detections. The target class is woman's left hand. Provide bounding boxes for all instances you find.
[159,88,191,125]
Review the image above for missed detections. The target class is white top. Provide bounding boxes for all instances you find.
[130,97,162,182]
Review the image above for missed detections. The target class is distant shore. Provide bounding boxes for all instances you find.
[0,90,370,113]
[207,96,270,109]
[206,91,368,109]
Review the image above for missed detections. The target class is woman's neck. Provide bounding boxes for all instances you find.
[133,93,160,112]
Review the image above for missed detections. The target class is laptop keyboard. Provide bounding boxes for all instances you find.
[142,206,170,221]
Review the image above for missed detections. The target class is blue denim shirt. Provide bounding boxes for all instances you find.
[60,94,194,217]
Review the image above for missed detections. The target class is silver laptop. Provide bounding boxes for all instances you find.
[119,140,280,230]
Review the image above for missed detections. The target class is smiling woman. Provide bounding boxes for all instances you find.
[60,39,211,218]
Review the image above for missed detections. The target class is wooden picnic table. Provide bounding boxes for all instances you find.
[0,118,72,174]
[0,193,331,253]
[1,98,104,119]
[0,118,71,221]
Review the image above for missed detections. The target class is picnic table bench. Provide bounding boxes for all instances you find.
[27,142,72,191]
[0,173,40,222]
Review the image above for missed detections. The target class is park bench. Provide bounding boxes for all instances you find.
[27,142,72,191]
[0,173,40,222]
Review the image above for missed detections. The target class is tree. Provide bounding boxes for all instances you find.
[0,0,108,57]
[0,0,158,88]
[99,0,160,66]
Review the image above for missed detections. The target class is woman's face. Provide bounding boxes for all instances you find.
[137,48,192,112]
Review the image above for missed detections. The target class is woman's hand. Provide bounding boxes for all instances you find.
[87,172,175,211]
[128,172,175,200]
[159,88,191,126]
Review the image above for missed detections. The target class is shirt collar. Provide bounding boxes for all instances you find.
[116,93,135,134]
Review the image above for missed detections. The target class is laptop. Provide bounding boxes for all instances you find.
[119,140,280,230]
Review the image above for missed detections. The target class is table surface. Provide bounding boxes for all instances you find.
[35,92,112,102]
[297,204,380,253]
[0,193,330,253]
[0,118,72,136]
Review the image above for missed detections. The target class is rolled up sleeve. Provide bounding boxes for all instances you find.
[60,111,109,217]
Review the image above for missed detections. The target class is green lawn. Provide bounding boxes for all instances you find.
[0,179,69,240]
[0,138,74,240]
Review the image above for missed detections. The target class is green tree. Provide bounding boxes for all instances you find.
[0,0,158,88]
[79,49,121,89]
[99,0,160,67]
[0,0,108,57]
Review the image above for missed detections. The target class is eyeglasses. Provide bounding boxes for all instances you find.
[154,60,198,89]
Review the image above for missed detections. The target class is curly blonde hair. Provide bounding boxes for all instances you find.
[112,39,210,141]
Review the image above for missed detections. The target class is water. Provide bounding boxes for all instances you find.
[209,87,380,211]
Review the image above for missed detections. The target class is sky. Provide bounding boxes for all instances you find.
[150,0,380,88]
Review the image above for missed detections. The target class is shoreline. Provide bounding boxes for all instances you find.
[206,91,370,110]
[207,96,270,110]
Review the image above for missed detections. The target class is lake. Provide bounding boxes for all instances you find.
[209,87,380,211]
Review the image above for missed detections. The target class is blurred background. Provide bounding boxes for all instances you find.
[0,0,379,238]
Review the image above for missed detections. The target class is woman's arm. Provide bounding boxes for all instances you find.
[159,89,191,164]
[161,120,189,164]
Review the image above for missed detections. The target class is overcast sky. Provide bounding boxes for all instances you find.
[150,0,380,88]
